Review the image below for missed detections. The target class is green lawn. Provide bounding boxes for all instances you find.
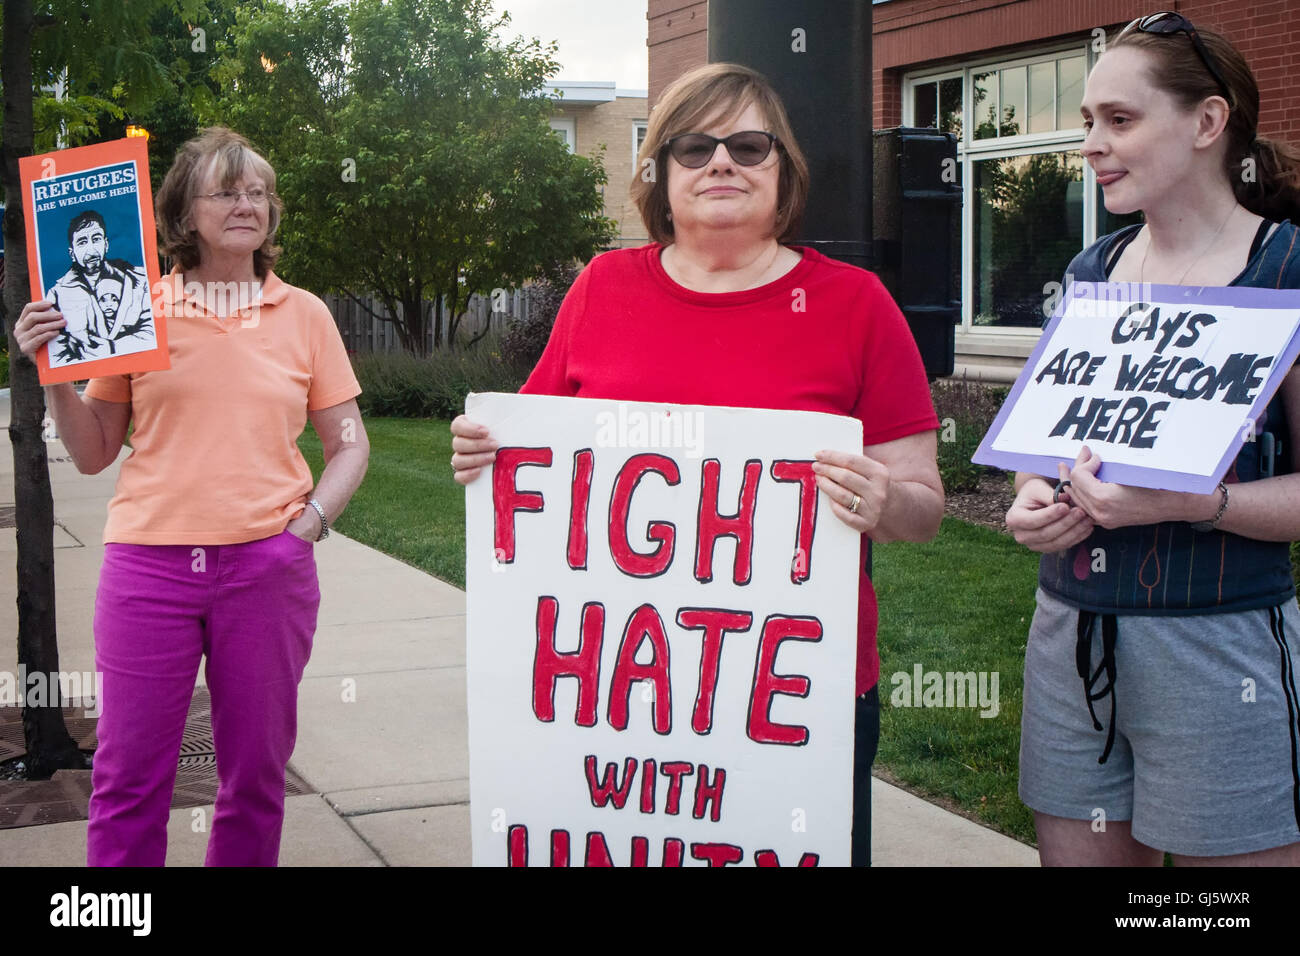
[298,416,467,587]
[872,519,1041,844]
[300,418,1040,844]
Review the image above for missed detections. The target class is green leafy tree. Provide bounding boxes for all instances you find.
[2,0,220,778]
[208,0,615,355]
[94,3,255,189]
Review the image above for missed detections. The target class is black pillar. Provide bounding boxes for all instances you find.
[708,0,872,270]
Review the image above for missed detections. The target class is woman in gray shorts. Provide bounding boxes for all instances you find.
[1006,15,1300,865]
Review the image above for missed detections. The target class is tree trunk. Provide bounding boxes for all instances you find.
[431,293,443,353]
[4,0,86,779]
[400,294,428,357]
[462,310,490,349]
[393,303,416,355]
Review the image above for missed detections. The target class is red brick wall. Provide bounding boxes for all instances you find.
[872,0,1147,73]
[876,69,903,129]
[648,0,708,105]
[647,0,1300,143]
[1181,0,1300,144]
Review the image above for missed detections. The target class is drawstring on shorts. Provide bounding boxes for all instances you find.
[1075,610,1119,765]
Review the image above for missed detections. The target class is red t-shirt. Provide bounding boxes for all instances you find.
[521,243,939,693]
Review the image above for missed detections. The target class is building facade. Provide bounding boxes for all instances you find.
[648,0,1300,379]
[546,82,650,248]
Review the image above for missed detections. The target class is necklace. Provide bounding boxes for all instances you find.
[1139,203,1237,286]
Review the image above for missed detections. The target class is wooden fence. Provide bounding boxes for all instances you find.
[324,287,536,354]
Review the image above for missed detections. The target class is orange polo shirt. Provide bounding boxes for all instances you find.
[84,268,362,544]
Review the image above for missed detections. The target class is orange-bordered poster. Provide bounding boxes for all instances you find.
[20,137,168,385]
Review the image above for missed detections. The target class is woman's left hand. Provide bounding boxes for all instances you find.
[812,449,890,534]
[1062,445,1209,529]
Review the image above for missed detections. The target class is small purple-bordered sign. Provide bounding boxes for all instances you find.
[972,281,1300,494]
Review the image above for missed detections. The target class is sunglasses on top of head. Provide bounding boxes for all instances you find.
[1117,11,1234,107]
[664,131,779,168]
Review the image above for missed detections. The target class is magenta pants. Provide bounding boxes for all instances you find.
[87,528,320,867]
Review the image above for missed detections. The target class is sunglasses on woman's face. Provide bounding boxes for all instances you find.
[1117,11,1233,106]
[665,130,779,168]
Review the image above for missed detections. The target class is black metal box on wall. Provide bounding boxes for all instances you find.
[872,127,961,379]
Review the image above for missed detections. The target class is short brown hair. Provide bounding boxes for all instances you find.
[1110,23,1300,224]
[155,126,285,275]
[632,63,810,245]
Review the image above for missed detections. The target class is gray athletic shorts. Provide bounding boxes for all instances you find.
[1019,587,1300,857]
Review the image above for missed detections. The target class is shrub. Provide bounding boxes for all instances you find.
[351,351,439,418]
[931,376,1009,493]
[352,335,531,419]
[500,263,580,371]
[423,339,531,418]
[0,348,8,389]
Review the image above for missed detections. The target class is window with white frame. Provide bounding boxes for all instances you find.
[633,121,648,164]
[905,45,1141,333]
[549,117,577,153]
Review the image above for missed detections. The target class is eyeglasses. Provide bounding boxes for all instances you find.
[665,131,779,168]
[197,187,274,207]
[1117,11,1233,107]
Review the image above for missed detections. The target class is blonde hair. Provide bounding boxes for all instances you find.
[632,63,810,244]
[155,126,284,274]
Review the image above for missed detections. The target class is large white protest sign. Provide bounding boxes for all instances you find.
[974,282,1300,492]
[464,392,861,866]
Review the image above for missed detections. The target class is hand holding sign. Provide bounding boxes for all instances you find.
[449,414,499,484]
[810,448,889,534]
[1006,475,1095,552]
[1057,445,1221,531]
[13,298,68,360]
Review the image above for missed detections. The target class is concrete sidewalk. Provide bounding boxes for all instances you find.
[0,390,1037,867]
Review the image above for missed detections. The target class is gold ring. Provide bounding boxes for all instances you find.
[849,494,861,515]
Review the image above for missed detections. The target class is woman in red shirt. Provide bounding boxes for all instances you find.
[452,63,943,865]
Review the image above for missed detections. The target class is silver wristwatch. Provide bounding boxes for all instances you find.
[307,498,330,540]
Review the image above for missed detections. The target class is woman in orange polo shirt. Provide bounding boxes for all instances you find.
[14,127,369,866]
